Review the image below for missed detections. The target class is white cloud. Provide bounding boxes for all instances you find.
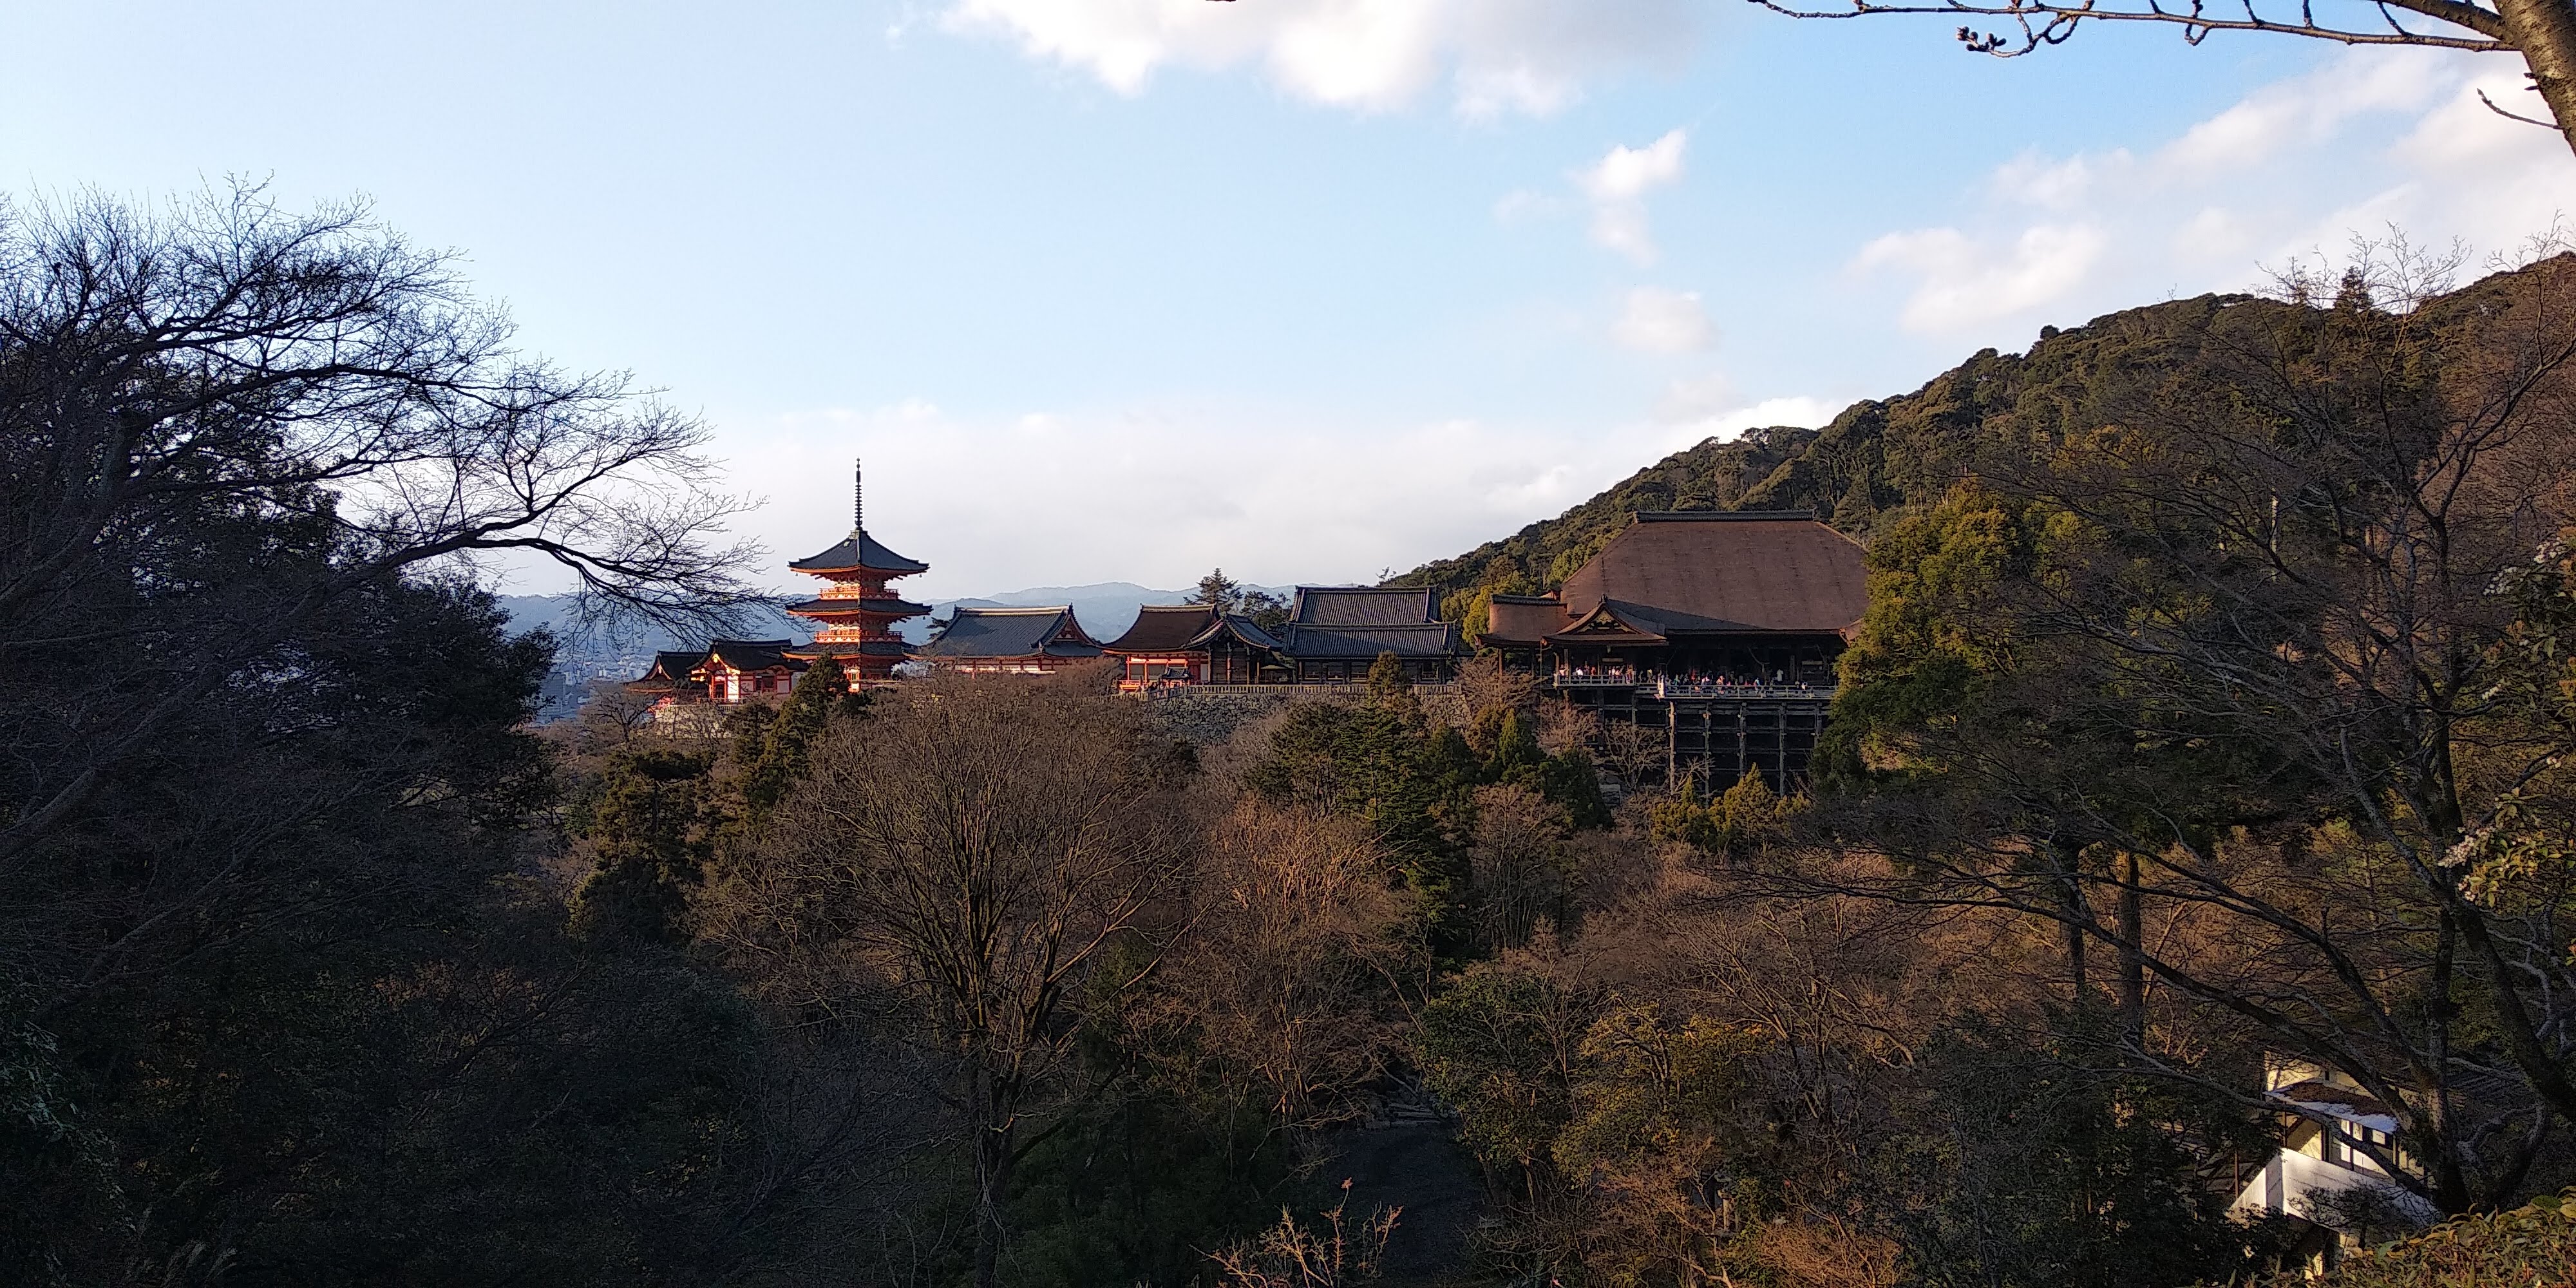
[1852,224,2108,334]
[1653,372,1737,422]
[1846,49,2576,343]
[943,0,1696,117]
[1580,128,1689,200]
[1578,128,1687,262]
[1614,285,1716,352]
[2159,52,2447,178]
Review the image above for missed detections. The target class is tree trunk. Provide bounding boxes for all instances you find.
[2116,851,2145,1044]
[2052,839,2088,1007]
[973,1090,1017,1288]
[2499,0,2576,158]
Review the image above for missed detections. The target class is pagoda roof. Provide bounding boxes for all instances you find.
[698,639,810,674]
[1555,511,1868,636]
[913,605,1104,660]
[1290,585,1442,627]
[789,527,929,575]
[783,596,931,618]
[1103,603,1219,653]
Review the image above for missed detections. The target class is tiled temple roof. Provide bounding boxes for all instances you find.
[1103,604,1219,653]
[701,639,810,673]
[1290,585,1442,627]
[630,650,710,689]
[790,639,913,659]
[1188,614,1284,652]
[914,606,1104,659]
[1551,511,1868,636]
[782,596,931,617]
[1482,594,1566,647]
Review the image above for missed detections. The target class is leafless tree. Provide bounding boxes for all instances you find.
[1139,799,1414,1137]
[1206,1181,1401,1288]
[0,184,763,875]
[1470,785,1575,953]
[741,676,1199,1288]
[1742,0,2576,160]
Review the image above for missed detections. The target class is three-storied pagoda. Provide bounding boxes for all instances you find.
[784,461,931,686]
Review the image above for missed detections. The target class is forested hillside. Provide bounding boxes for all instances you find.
[1390,287,2463,625]
[16,192,2576,1288]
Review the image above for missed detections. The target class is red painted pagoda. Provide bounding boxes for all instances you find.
[784,461,930,686]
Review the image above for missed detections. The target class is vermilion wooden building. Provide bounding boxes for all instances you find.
[1099,605,1289,689]
[784,462,931,686]
[626,639,807,708]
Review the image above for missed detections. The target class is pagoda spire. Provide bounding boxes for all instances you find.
[853,457,864,531]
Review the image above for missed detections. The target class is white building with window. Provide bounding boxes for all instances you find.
[2231,1059,2438,1271]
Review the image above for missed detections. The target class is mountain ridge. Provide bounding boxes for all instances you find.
[1381,289,2304,632]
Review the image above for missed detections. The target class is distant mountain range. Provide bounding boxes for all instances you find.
[500,580,1291,718]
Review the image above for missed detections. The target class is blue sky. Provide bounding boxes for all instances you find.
[6,2,2570,598]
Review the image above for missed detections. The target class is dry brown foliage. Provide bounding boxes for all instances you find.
[711,673,1199,1288]
[1734,1217,1904,1288]
[1206,1183,1401,1288]
[1456,653,1539,720]
[1137,799,1415,1134]
[1470,784,1573,954]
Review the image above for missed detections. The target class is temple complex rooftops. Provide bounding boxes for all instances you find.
[626,639,808,707]
[914,605,1104,662]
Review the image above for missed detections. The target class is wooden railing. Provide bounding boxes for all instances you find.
[1656,680,1836,701]
[1548,674,1836,700]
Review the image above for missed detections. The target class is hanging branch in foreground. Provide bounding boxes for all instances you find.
[1744,0,2507,55]
[1734,0,2576,158]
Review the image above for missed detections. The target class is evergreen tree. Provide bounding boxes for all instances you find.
[739,654,865,815]
[567,747,715,948]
